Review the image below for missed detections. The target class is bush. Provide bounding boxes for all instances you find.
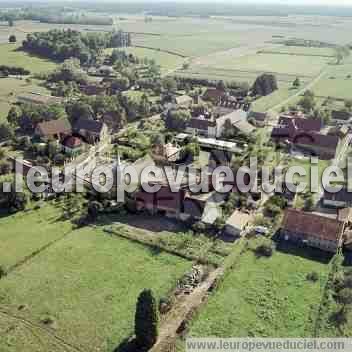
[307,271,319,282]
[0,265,6,279]
[9,35,16,43]
[255,244,274,258]
[192,221,207,234]
[252,73,278,96]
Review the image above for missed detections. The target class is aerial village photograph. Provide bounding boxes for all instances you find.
[1,0,352,351]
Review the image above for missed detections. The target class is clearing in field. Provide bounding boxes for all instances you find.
[0,225,191,352]
[186,238,330,339]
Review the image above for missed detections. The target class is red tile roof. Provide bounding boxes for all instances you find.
[272,115,338,153]
[282,208,345,242]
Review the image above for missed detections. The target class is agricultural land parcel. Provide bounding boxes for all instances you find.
[105,46,185,74]
[175,46,336,111]
[0,43,55,122]
[0,205,192,352]
[184,239,330,343]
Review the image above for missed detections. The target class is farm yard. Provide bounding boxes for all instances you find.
[0,206,192,352]
[185,238,330,341]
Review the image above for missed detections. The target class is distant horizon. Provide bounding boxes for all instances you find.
[1,0,352,6]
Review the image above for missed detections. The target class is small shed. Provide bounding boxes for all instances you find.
[224,210,252,237]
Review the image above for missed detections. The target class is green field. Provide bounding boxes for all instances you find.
[105,46,185,74]
[251,82,299,112]
[113,17,243,57]
[312,76,352,101]
[186,238,329,339]
[0,214,191,351]
[0,44,57,74]
[192,53,331,77]
[175,49,331,112]
[259,45,335,57]
[133,33,240,58]
[0,77,50,122]
[126,47,185,73]
[0,205,72,271]
[0,43,55,122]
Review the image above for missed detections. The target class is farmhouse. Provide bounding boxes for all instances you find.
[271,114,339,160]
[17,92,64,105]
[135,186,186,218]
[35,119,72,141]
[187,115,217,137]
[280,208,351,253]
[74,118,109,144]
[186,109,251,138]
[216,110,253,137]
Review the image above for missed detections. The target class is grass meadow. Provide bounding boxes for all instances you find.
[176,48,333,112]
[0,77,50,123]
[0,205,72,271]
[0,208,191,352]
[192,52,331,77]
[0,44,57,74]
[105,46,185,74]
[0,43,55,122]
[186,238,330,339]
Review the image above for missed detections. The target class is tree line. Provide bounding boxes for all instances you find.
[0,65,30,76]
[22,29,132,65]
